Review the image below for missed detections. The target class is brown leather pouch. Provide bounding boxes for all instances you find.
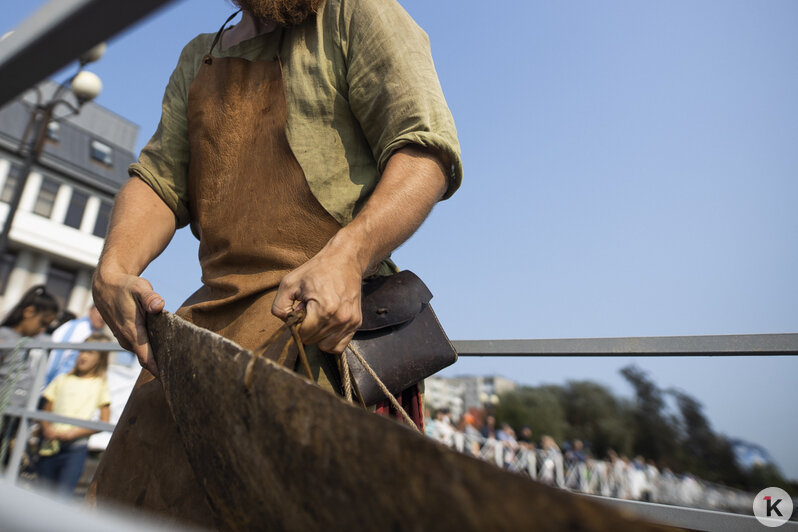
[344,270,457,406]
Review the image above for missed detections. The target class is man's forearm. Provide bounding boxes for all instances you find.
[97,177,177,277]
[272,145,448,353]
[328,145,448,275]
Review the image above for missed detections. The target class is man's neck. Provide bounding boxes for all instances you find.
[222,11,277,51]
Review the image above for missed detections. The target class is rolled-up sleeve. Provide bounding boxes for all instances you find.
[342,0,463,199]
[128,38,201,227]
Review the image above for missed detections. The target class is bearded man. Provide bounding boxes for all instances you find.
[89,0,461,523]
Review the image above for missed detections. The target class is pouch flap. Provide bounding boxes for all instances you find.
[359,270,433,331]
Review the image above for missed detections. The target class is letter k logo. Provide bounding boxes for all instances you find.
[765,496,783,517]
[754,487,792,526]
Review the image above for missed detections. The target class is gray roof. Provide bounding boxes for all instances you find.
[0,81,138,195]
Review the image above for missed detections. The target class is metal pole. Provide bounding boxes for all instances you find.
[4,346,48,484]
[0,101,53,257]
[0,0,180,107]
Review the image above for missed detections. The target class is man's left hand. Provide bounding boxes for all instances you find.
[272,236,363,354]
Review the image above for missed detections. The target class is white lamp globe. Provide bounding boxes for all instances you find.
[71,71,102,103]
[80,42,107,65]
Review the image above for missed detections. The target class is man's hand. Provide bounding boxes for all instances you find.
[272,237,363,354]
[91,177,176,377]
[93,268,164,376]
[272,145,448,354]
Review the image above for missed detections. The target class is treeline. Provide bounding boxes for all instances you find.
[493,365,796,492]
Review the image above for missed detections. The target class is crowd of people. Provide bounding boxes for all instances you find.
[424,409,754,514]
[0,285,112,497]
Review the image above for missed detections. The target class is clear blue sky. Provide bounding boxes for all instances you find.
[4,1,797,480]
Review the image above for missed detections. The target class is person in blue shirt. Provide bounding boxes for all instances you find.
[44,305,105,386]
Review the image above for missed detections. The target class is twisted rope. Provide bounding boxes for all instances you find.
[339,345,353,403]
[247,311,420,433]
[345,342,420,433]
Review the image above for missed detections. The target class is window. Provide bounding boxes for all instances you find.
[1,163,22,204]
[64,189,89,229]
[46,121,60,142]
[33,177,60,218]
[93,199,112,238]
[45,265,76,308]
[90,140,113,166]
[0,251,17,296]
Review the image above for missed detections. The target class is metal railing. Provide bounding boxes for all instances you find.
[431,426,757,512]
[452,332,798,357]
[0,340,120,484]
[0,0,180,106]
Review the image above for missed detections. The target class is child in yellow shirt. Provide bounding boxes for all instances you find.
[38,333,111,496]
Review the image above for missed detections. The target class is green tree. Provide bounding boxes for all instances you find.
[669,389,746,487]
[620,365,679,466]
[495,385,567,441]
[560,380,633,457]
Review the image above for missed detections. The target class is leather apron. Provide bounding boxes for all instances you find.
[89,28,343,525]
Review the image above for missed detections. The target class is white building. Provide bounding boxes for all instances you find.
[446,375,518,412]
[425,375,519,420]
[424,377,465,420]
[0,81,137,315]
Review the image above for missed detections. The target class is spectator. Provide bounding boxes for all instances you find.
[479,415,496,440]
[460,413,482,456]
[565,440,589,491]
[496,423,519,469]
[44,305,105,386]
[430,409,455,448]
[517,426,535,448]
[628,455,648,500]
[539,435,564,487]
[45,311,77,336]
[0,286,59,412]
[37,333,111,497]
[643,458,660,502]
[618,455,633,499]
[496,423,516,443]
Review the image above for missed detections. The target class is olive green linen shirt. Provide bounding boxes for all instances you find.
[130,0,462,228]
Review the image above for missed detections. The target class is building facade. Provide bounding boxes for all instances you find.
[0,81,137,315]
[424,377,466,420]
[446,375,518,413]
[426,375,519,419]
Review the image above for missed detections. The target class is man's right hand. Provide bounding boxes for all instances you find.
[92,268,164,377]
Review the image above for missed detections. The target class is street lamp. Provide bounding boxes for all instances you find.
[0,43,105,256]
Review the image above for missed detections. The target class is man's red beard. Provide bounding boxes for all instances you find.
[232,0,323,26]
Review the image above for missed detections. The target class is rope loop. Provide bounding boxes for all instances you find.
[250,311,421,433]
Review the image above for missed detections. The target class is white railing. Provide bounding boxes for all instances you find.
[428,425,757,515]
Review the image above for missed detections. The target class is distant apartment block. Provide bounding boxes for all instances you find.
[0,81,137,315]
[427,375,518,418]
[445,375,518,412]
[424,377,466,420]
